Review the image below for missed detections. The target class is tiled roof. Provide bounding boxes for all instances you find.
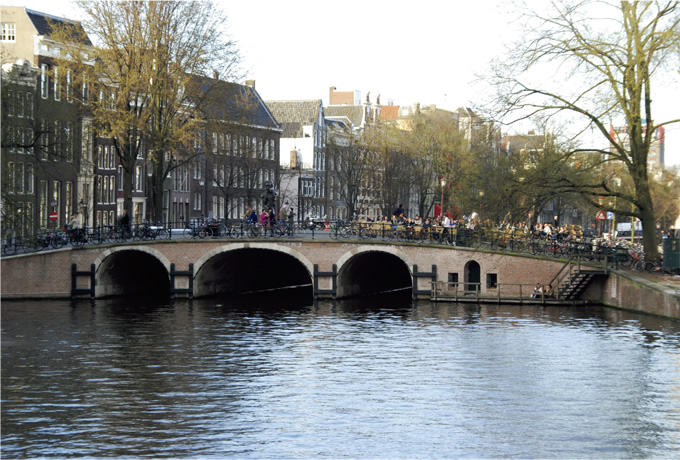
[324,105,365,129]
[191,77,280,131]
[26,9,92,46]
[380,105,400,121]
[264,100,322,138]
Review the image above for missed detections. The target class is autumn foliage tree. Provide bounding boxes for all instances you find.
[53,0,242,220]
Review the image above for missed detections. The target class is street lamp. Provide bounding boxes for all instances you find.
[479,190,484,220]
[440,178,446,217]
[79,198,88,228]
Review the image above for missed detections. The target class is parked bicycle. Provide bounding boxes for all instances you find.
[183,222,209,239]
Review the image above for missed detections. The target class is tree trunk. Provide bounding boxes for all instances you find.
[636,183,659,262]
[151,156,164,224]
[122,164,134,223]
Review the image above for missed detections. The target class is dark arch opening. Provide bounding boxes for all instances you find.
[337,251,412,298]
[98,250,170,298]
[465,260,481,291]
[194,248,313,300]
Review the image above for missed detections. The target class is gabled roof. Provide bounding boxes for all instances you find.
[324,105,365,129]
[264,100,322,138]
[191,77,280,131]
[26,8,92,46]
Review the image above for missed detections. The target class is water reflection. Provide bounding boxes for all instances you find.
[2,298,679,458]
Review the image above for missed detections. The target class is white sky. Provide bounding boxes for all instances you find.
[7,0,680,167]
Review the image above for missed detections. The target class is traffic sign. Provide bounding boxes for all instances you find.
[49,211,58,221]
[607,211,614,220]
[595,210,607,221]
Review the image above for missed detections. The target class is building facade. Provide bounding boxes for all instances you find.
[265,99,327,220]
[1,7,94,239]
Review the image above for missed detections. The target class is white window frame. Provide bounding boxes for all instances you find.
[53,66,60,101]
[40,64,48,99]
[1,23,16,41]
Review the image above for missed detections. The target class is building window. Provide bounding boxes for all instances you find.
[135,166,143,191]
[25,92,33,118]
[52,181,61,225]
[448,273,459,289]
[82,72,89,104]
[109,147,115,169]
[26,164,34,194]
[7,162,15,193]
[52,121,60,160]
[97,175,103,204]
[65,182,73,219]
[53,66,60,101]
[65,122,73,161]
[39,180,48,228]
[66,69,73,102]
[486,273,498,289]
[17,163,24,194]
[25,202,33,236]
[1,23,16,41]
[6,89,14,116]
[40,64,48,99]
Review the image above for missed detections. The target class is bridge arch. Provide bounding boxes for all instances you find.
[335,246,413,298]
[193,242,314,298]
[94,246,172,298]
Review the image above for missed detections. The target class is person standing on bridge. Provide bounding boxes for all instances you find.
[120,210,130,239]
[278,202,290,229]
[69,213,81,230]
[247,208,258,224]
[393,203,404,223]
[268,208,276,236]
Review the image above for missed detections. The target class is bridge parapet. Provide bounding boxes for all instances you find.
[1,239,570,300]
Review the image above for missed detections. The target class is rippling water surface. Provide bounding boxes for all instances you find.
[2,298,680,458]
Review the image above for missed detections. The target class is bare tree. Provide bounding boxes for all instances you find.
[490,1,680,261]
[327,129,371,220]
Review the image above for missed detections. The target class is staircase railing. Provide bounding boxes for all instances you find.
[547,254,612,301]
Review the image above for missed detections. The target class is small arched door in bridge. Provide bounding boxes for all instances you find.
[465,260,480,292]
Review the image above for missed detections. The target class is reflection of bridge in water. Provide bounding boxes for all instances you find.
[1,238,603,302]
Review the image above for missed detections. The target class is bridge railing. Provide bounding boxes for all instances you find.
[0,219,635,272]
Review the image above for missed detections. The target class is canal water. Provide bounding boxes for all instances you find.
[2,297,679,458]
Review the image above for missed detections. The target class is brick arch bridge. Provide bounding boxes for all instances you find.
[1,240,569,300]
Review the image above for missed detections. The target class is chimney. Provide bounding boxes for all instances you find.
[213,70,219,80]
[290,150,298,169]
[245,80,255,89]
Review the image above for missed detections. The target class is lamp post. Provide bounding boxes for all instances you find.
[440,178,446,218]
[79,198,88,229]
[479,190,484,220]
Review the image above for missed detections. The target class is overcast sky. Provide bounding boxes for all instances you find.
[7,0,680,167]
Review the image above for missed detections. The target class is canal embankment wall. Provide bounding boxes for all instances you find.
[596,270,680,319]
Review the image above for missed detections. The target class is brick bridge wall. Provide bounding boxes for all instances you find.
[1,240,567,299]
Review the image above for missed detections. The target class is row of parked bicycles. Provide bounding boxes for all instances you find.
[3,219,672,274]
[181,219,298,239]
[1,218,305,256]
[326,220,670,273]
[2,221,172,255]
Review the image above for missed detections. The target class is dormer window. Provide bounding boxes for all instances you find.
[1,23,16,41]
